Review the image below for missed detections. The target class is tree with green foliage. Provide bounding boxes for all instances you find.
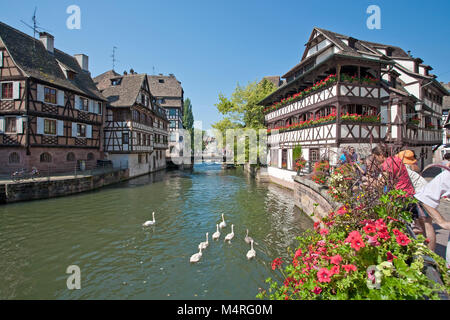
[183,98,194,131]
[212,78,276,132]
[212,79,276,162]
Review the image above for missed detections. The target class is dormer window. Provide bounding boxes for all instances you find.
[159,79,164,83]
[111,78,122,86]
[67,71,76,80]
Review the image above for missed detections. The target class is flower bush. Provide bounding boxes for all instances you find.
[311,160,330,186]
[409,117,420,126]
[257,189,450,300]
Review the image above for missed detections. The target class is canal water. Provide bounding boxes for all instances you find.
[0,164,313,299]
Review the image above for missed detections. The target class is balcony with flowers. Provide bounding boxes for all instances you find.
[264,72,383,123]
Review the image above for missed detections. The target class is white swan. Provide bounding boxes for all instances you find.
[143,212,156,226]
[224,224,234,243]
[219,214,226,229]
[190,247,202,263]
[212,224,220,241]
[246,240,256,260]
[244,229,253,244]
[198,232,209,250]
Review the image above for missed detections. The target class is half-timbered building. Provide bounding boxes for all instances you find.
[0,22,106,174]
[260,27,448,187]
[147,74,185,164]
[94,70,169,177]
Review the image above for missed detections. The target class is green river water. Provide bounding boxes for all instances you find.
[0,163,313,299]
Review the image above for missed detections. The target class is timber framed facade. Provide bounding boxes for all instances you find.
[0,22,106,174]
[260,27,448,181]
[94,70,169,177]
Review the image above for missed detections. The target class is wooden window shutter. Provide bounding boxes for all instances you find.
[86,125,92,138]
[36,117,44,134]
[13,82,20,100]
[57,90,65,106]
[0,117,4,133]
[88,100,94,113]
[16,117,23,134]
[72,122,78,137]
[0,51,3,67]
[57,120,64,136]
[37,84,44,102]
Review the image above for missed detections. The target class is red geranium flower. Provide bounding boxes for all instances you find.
[294,249,302,259]
[317,268,332,283]
[392,229,404,237]
[320,228,329,236]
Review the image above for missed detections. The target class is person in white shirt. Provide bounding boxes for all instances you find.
[414,166,450,267]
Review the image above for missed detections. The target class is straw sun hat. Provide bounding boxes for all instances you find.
[396,150,417,165]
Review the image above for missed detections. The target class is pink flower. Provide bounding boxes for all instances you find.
[363,224,377,234]
[313,286,322,295]
[350,238,365,251]
[317,268,332,283]
[320,228,329,236]
[386,251,397,262]
[396,234,411,246]
[330,254,342,265]
[342,264,357,273]
[345,230,362,243]
[330,265,340,275]
[294,249,302,259]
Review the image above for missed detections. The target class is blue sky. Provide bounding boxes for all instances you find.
[1,0,449,129]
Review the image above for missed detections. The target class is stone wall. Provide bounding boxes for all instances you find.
[293,176,341,221]
[1,168,129,204]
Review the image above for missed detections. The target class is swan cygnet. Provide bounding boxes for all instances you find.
[224,224,234,243]
[219,214,227,229]
[190,247,203,263]
[246,240,256,260]
[198,232,209,250]
[212,224,220,241]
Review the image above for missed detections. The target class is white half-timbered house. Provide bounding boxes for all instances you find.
[94,71,169,177]
[260,27,448,187]
[0,22,106,174]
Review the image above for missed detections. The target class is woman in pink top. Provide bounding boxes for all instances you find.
[371,145,415,197]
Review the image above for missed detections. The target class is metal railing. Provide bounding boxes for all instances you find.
[2,160,129,183]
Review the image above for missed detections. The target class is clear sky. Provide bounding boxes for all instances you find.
[1,0,449,129]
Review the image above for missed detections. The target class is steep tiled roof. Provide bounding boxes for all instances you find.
[97,73,145,108]
[0,21,105,101]
[147,74,183,98]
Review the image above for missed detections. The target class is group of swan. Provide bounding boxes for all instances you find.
[190,214,256,263]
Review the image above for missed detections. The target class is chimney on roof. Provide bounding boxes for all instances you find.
[169,73,174,77]
[130,68,135,74]
[407,50,412,57]
[39,32,54,54]
[74,54,89,72]
[159,73,163,76]
[123,70,128,75]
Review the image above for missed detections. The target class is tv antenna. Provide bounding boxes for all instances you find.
[20,7,51,39]
[111,46,118,71]
[20,7,52,67]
